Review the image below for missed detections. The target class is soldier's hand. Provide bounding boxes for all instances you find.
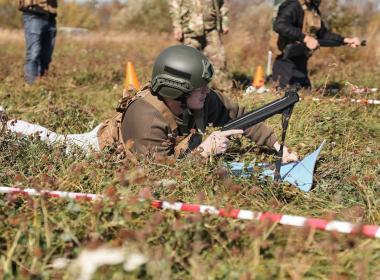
[303,35,319,50]
[196,129,243,158]
[273,142,299,163]
[344,37,361,48]
[173,28,183,41]
[222,28,229,35]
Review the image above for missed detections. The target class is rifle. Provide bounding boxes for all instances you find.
[283,39,366,59]
[222,88,299,131]
[222,87,299,181]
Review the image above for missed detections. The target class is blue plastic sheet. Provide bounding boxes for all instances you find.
[228,141,325,192]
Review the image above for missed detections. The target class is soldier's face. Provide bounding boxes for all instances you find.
[187,84,210,110]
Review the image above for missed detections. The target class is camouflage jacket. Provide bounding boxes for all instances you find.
[169,0,229,37]
[120,85,277,156]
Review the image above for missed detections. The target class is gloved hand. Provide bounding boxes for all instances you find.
[273,141,299,163]
[196,129,243,158]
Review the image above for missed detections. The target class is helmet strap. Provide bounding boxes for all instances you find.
[179,94,205,135]
[181,105,190,135]
[191,109,205,134]
[178,94,190,135]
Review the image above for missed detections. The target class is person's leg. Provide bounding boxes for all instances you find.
[203,29,230,91]
[23,14,44,84]
[65,124,102,153]
[6,119,64,144]
[272,56,295,88]
[1,106,101,153]
[5,120,101,153]
[40,19,57,76]
[290,56,311,89]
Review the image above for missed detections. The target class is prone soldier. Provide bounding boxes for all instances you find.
[1,45,298,162]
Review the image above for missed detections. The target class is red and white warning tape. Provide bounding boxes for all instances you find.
[309,97,380,105]
[151,201,380,239]
[0,186,99,201]
[1,185,379,239]
[348,98,380,105]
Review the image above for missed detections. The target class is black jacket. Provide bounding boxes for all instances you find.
[273,0,344,51]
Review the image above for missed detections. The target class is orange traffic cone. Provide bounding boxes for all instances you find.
[125,61,141,91]
[253,65,265,88]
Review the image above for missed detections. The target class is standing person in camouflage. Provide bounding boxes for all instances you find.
[168,0,231,91]
[18,0,58,85]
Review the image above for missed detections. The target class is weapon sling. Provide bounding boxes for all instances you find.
[212,0,222,33]
[274,103,294,181]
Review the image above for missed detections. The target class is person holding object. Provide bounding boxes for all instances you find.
[18,0,58,84]
[1,45,298,162]
[272,0,361,89]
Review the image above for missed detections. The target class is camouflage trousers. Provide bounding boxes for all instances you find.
[183,29,231,91]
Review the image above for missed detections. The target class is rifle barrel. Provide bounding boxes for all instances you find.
[222,91,299,131]
[318,39,366,47]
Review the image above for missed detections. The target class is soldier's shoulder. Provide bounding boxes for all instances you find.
[127,96,157,112]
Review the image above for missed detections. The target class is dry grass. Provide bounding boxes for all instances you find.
[0,5,380,279]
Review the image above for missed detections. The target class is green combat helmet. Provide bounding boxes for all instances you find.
[151,45,214,100]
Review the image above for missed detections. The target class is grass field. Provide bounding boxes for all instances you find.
[0,27,379,279]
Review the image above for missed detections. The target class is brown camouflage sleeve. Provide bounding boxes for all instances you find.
[120,99,174,156]
[168,0,183,30]
[209,91,278,148]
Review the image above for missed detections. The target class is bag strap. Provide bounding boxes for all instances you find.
[298,0,307,9]
[118,83,178,132]
[143,92,178,132]
[274,99,295,182]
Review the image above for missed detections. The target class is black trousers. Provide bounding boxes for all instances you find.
[272,55,311,89]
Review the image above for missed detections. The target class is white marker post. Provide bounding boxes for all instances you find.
[266,50,273,78]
